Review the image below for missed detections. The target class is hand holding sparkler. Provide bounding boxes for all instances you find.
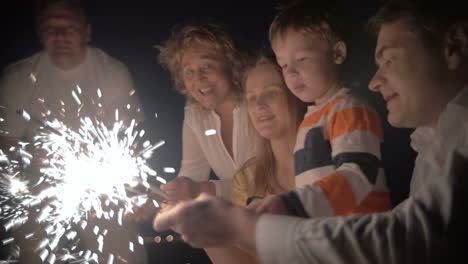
[124,186,168,223]
[153,193,259,250]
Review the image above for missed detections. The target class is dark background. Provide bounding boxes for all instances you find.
[1,0,416,263]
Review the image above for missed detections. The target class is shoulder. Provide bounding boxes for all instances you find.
[88,47,130,74]
[1,52,42,80]
[333,88,375,111]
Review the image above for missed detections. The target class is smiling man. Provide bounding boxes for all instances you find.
[0,0,143,148]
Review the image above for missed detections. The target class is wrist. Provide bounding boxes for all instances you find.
[198,181,216,196]
[231,206,260,252]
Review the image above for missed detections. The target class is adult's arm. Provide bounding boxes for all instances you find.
[255,148,467,264]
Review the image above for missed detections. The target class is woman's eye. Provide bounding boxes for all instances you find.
[184,69,193,78]
[297,57,306,62]
[202,64,213,71]
[247,96,256,104]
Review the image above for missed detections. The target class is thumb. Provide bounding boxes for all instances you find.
[153,203,184,231]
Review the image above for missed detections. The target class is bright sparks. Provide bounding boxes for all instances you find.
[0,86,168,263]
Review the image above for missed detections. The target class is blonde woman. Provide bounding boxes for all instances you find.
[231,54,305,207]
[209,54,305,264]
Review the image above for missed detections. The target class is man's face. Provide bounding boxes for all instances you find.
[272,29,340,104]
[38,5,90,69]
[369,21,446,128]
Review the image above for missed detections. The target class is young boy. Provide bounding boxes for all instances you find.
[252,0,392,218]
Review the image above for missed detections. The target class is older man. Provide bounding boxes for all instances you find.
[0,0,146,262]
[0,0,143,148]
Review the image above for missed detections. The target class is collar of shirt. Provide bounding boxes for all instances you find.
[411,84,468,158]
[306,87,349,113]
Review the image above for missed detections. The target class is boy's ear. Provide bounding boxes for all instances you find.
[445,22,468,70]
[333,41,347,65]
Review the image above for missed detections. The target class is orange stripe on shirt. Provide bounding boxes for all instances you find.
[327,107,383,141]
[299,95,347,130]
[352,191,392,215]
[314,171,357,216]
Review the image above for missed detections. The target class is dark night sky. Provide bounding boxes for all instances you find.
[1,0,415,205]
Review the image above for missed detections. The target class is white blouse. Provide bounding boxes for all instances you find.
[178,103,256,199]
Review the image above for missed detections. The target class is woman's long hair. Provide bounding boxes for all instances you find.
[239,52,306,196]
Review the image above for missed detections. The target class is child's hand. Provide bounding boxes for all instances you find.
[246,194,289,215]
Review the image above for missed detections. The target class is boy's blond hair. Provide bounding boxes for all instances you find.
[158,22,246,96]
[269,0,347,47]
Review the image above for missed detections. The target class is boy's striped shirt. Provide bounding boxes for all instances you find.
[281,88,391,218]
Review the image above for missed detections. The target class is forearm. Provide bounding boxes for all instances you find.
[255,175,453,264]
[205,246,258,264]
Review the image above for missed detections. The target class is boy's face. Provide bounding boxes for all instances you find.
[272,29,341,104]
[369,20,446,128]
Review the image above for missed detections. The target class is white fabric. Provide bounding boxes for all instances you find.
[255,85,468,264]
[178,103,256,199]
[0,46,146,263]
[0,46,143,139]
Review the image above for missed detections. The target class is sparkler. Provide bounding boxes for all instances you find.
[0,84,168,263]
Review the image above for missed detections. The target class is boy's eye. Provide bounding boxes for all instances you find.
[385,59,392,67]
[297,57,306,62]
[265,90,280,99]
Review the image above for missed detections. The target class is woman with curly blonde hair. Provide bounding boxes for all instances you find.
[158,22,256,204]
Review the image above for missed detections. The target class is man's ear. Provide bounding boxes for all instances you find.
[333,40,347,65]
[445,22,468,70]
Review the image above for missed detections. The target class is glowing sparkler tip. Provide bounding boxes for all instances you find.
[163,167,175,173]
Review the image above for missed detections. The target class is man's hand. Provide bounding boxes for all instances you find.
[160,177,215,202]
[153,193,259,250]
[247,194,289,215]
[125,197,160,223]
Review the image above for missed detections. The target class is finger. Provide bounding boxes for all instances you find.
[160,183,177,192]
[246,199,261,210]
[153,203,184,231]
